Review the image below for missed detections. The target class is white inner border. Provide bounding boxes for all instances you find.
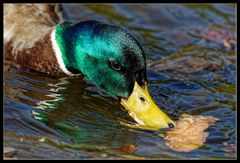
[51,28,76,76]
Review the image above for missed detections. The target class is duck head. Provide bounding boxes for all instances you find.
[52,20,175,129]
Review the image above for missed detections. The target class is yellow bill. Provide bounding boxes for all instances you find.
[121,82,176,130]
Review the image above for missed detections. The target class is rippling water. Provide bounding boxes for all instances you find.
[3,4,236,159]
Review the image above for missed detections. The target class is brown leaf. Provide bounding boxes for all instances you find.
[115,144,137,153]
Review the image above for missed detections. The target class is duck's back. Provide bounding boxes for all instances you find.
[4,4,65,76]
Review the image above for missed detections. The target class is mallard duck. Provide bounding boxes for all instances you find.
[4,4,175,129]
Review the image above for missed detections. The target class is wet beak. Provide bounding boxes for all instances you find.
[121,82,176,129]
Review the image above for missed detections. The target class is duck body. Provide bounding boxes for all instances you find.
[4,4,65,76]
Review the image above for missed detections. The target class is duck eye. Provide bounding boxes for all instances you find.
[110,60,121,71]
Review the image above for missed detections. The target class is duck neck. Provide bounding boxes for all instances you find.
[51,22,81,76]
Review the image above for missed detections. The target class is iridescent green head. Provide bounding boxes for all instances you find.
[54,20,146,98]
[53,20,175,129]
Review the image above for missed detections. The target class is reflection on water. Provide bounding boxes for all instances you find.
[3,4,236,159]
